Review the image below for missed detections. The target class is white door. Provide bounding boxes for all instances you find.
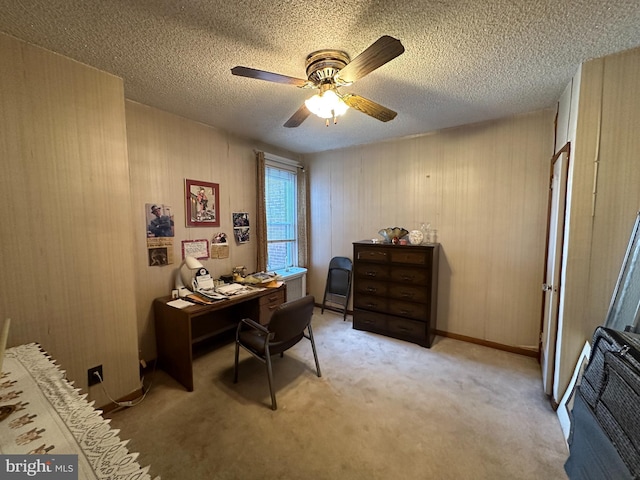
[541,147,569,396]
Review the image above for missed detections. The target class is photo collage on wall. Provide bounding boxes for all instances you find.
[233,212,250,243]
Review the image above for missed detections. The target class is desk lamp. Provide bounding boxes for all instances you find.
[175,256,204,297]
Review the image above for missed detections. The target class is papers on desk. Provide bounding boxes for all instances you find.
[167,298,195,309]
[184,292,226,305]
[216,283,245,295]
[217,283,264,296]
[195,289,228,301]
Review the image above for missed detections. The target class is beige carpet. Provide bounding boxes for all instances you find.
[106,308,568,479]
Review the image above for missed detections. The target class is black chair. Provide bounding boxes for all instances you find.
[321,256,353,321]
[234,295,321,410]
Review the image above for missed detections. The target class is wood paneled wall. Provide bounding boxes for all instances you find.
[0,33,139,406]
[126,102,258,360]
[305,110,555,349]
[125,102,298,360]
[557,47,640,397]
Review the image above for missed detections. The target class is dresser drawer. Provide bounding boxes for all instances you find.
[388,299,428,320]
[354,263,389,280]
[390,250,429,265]
[353,310,387,331]
[390,267,430,285]
[388,284,429,303]
[388,317,427,338]
[354,279,388,297]
[356,248,390,263]
[354,294,388,312]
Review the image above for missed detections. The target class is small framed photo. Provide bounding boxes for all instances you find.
[186,179,220,227]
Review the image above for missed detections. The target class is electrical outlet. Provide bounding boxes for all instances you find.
[88,365,103,386]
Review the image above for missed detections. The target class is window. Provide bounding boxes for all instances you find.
[265,161,298,270]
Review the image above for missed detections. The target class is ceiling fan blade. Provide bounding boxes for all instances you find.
[284,104,311,128]
[342,94,397,122]
[231,66,308,87]
[336,36,404,84]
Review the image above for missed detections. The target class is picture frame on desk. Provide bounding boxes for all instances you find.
[185,179,220,227]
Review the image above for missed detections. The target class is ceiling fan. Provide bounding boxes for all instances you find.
[231,36,405,127]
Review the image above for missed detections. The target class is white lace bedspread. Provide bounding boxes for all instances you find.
[0,343,160,479]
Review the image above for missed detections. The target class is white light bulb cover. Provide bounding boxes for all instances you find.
[305,89,349,119]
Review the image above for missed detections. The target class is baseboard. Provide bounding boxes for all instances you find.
[435,329,539,358]
[314,307,539,358]
[98,359,157,413]
[100,388,145,413]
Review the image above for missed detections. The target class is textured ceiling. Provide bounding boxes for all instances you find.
[1,1,640,154]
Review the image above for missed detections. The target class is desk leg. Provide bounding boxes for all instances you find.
[154,302,194,391]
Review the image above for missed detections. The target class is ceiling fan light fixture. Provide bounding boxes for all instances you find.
[304,89,349,123]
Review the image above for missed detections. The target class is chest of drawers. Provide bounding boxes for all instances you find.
[352,241,439,347]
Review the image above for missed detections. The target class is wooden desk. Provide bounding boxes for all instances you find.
[154,286,285,391]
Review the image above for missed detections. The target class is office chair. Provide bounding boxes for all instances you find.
[234,295,321,410]
[321,256,353,321]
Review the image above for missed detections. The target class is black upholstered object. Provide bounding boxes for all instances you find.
[234,295,321,410]
[565,327,640,479]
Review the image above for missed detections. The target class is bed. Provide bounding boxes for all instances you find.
[0,343,160,479]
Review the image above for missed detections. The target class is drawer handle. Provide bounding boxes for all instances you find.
[268,305,279,311]
[365,303,378,308]
[401,275,415,281]
[399,309,411,315]
[397,326,410,332]
[268,295,279,301]
[400,292,414,298]
[366,271,378,277]
[366,287,377,293]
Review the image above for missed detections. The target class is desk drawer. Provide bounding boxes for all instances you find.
[258,289,285,324]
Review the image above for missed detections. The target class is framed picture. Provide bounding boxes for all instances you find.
[185,179,220,227]
[181,239,210,260]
